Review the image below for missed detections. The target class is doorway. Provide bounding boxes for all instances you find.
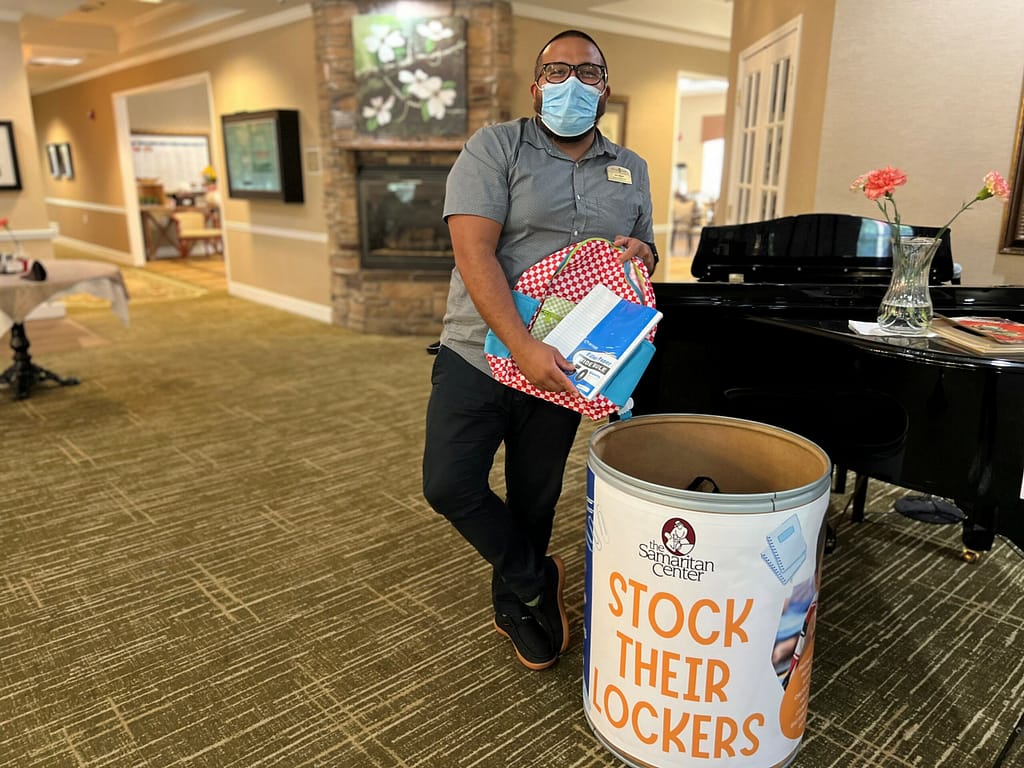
[112,73,226,276]
[727,17,801,225]
[666,73,728,281]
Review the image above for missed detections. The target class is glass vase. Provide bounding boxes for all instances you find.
[877,235,941,336]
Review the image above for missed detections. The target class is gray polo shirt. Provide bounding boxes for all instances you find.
[441,117,654,374]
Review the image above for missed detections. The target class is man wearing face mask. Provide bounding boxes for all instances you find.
[422,30,656,671]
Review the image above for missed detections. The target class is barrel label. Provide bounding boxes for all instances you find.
[584,469,825,766]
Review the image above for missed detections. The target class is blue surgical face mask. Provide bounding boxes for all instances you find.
[538,77,602,138]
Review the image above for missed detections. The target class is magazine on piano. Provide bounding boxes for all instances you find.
[542,284,662,399]
[931,315,1024,355]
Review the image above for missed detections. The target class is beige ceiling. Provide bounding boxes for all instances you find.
[0,0,732,94]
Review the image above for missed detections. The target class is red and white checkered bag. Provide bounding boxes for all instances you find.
[486,237,658,420]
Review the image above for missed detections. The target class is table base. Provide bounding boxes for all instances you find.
[1,322,80,400]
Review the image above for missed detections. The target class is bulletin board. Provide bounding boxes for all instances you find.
[130,133,211,190]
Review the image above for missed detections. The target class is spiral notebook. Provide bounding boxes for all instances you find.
[761,514,807,585]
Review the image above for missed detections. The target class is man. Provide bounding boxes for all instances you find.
[422,30,656,671]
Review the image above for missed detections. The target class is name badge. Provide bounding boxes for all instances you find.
[606,166,632,184]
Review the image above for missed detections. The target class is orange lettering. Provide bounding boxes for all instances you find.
[648,590,685,638]
[705,658,730,702]
[659,650,680,698]
[691,714,712,759]
[626,577,648,629]
[603,683,629,728]
[608,571,626,617]
[714,716,738,758]
[741,712,765,756]
[725,598,754,646]
[661,709,689,753]
[631,701,658,745]
[689,598,720,645]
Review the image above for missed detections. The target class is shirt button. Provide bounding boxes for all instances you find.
[576,194,581,200]
[573,230,579,236]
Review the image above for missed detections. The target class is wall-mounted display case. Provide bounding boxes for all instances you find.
[221,109,303,203]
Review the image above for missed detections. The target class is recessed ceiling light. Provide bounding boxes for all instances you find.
[28,56,84,67]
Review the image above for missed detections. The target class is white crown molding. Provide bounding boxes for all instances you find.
[510,2,729,52]
[33,4,313,95]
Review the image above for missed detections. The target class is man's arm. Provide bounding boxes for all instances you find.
[447,213,579,394]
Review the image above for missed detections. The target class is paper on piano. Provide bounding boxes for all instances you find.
[542,284,662,400]
[848,320,936,337]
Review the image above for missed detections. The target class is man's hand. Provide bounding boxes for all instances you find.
[511,336,580,395]
[613,235,656,276]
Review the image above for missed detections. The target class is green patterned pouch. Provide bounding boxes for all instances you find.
[530,295,577,340]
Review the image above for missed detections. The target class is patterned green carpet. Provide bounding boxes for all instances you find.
[1,286,1022,767]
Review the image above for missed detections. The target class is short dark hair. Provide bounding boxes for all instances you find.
[534,29,607,80]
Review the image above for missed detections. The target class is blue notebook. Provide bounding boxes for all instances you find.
[761,514,807,585]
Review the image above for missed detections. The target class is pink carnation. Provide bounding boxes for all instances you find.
[984,170,1009,200]
[862,166,907,201]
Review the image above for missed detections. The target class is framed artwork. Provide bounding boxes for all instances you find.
[352,14,467,138]
[602,97,628,146]
[46,143,62,178]
[58,142,74,180]
[0,121,22,191]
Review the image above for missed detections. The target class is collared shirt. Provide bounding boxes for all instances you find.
[441,117,654,374]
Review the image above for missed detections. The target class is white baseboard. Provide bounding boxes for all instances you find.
[227,281,333,324]
[54,235,134,265]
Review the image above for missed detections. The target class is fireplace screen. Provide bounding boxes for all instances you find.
[357,167,454,270]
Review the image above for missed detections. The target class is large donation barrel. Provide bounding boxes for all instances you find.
[583,414,832,768]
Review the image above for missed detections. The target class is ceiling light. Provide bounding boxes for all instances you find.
[29,56,84,67]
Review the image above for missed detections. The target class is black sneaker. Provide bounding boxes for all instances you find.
[494,607,557,670]
[527,554,570,656]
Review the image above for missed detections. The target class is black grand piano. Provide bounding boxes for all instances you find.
[634,213,1024,557]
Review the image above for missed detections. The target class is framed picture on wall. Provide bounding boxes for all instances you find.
[0,121,22,190]
[46,143,62,179]
[57,142,74,180]
[602,97,628,146]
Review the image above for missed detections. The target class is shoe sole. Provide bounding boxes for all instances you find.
[550,554,570,654]
[493,619,558,671]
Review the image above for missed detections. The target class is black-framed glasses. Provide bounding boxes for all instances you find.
[537,62,607,86]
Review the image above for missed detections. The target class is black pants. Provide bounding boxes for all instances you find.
[422,346,581,608]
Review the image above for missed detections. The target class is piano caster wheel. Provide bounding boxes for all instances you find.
[961,548,981,564]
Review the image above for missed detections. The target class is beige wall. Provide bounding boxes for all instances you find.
[813,0,1024,286]
[31,17,330,308]
[723,0,835,219]
[1,20,54,263]
[512,19,729,259]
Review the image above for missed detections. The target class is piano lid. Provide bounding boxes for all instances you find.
[691,213,954,285]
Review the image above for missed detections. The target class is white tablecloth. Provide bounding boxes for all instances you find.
[0,259,130,337]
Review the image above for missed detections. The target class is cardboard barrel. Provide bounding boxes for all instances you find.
[583,414,832,768]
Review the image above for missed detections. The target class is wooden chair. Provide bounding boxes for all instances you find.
[172,209,222,259]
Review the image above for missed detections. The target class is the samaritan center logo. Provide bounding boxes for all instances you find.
[636,517,715,582]
[662,517,696,556]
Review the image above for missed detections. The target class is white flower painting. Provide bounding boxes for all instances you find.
[352,14,467,137]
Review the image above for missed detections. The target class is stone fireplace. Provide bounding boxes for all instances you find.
[312,0,514,335]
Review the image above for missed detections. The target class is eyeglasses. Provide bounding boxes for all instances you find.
[537,62,607,86]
